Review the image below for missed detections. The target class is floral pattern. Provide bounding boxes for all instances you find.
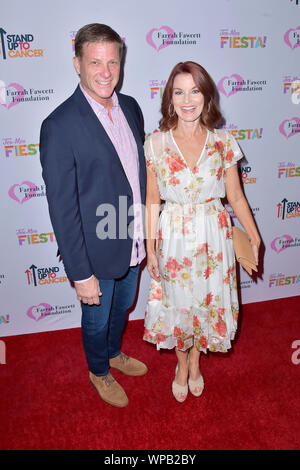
[143,129,243,353]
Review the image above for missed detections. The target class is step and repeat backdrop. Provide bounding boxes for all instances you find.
[0,0,299,336]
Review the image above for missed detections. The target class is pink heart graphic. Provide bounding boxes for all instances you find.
[146,25,175,51]
[0,81,26,109]
[271,235,293,254]
[26,303,52,321]
[218,74,244,97]
[284,27,300,50]
[8,181,38,204]
[279,117,300,138]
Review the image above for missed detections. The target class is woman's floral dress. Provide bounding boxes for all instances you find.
[143,129,244,353]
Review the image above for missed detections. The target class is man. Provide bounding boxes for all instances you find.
[40,23,147,408]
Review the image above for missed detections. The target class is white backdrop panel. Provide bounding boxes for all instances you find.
[0,0,299,336]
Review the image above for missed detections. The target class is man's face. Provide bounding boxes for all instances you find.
[73,41,121,107]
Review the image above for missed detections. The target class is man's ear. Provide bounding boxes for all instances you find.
[73,56,80,76]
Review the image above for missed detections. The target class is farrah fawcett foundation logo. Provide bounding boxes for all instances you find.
[26,303,76,321]
[218,74,267,97]
[0,81,54,109]
[146,26,201,51]
[8,182,46,204]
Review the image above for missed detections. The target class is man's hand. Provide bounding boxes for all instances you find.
[74,275,102,305]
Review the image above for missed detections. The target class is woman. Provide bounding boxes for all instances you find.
[143,61,261,402]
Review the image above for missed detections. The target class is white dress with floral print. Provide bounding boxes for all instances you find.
[143,129,244,353]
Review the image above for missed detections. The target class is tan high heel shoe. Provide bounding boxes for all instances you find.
[172,365,188,402]
[188,374,204,397]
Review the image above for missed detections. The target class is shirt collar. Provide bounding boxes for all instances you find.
[80,84,119,115]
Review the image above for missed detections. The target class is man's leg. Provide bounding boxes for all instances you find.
[108,265,147,376]
[108,265,140,359]
[81,278,129,407]
[81,278,115,376]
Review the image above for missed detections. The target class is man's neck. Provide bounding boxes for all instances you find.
[80,82,114,111]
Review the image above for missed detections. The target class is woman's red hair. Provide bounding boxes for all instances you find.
[159,61,223,132]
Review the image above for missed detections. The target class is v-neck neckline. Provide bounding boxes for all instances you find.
[170,128,209,173]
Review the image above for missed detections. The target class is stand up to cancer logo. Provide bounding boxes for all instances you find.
[0,27,45,59]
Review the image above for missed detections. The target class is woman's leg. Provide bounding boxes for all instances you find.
[188,345,201,380]
[175,347,189,385]
[188,345,204,396]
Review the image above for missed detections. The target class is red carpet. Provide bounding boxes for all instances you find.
[0,296,300,450]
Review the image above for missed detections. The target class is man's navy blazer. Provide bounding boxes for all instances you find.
[40,85,146,281]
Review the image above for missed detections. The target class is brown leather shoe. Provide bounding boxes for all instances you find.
[109,352,148,376]
[89,371,129,408]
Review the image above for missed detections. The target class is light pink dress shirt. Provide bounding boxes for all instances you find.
[75,86,145,282]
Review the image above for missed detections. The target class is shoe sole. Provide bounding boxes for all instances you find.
[90,378,129,408]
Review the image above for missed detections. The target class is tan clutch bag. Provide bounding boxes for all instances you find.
[232,226,258,275]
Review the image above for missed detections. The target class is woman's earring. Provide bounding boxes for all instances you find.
[168,103,175,118]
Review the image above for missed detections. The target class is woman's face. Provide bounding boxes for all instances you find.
[172,73,205,124]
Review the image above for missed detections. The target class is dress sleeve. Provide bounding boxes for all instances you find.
[144,134,157,174]
[224,131,244,169]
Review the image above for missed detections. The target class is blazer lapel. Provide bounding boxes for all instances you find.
[72,86,130,181]
[72,86,145,196]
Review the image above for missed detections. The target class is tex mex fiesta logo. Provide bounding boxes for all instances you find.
[269,272,300,288]
[225,124,263,140]
[220,28,267,48]
[0,27,45,59]
[283,75,300,100]
[278,161,300,179]
[3,137,39,158]
[17,228,55,247]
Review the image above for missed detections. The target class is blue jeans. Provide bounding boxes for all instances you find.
[81,265,140,376]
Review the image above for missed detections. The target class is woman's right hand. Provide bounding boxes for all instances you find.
[147,252,161,282]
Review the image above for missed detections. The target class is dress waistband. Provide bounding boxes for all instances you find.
[164,197,220,207]
[163,198,223,214]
